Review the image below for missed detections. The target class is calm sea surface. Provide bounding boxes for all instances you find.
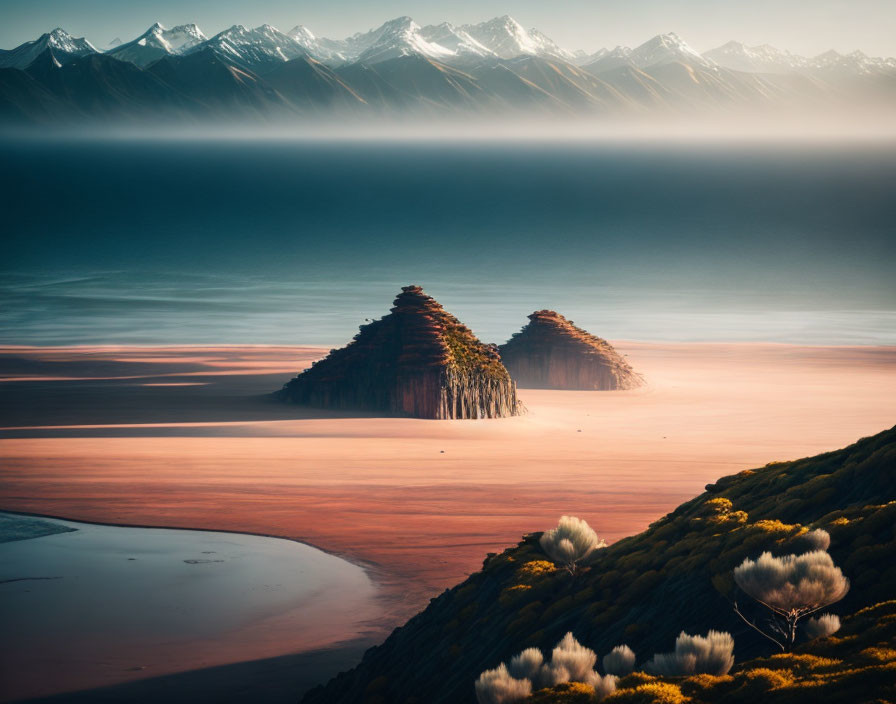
[2,138,894,345]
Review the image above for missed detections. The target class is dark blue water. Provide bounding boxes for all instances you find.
[2,138,894,345]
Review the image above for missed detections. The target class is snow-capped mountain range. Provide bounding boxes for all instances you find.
[1,17,893,125]
[703,41,809,74]
[4,18,892,75]
[281,15,576,65]
[703,41,896,75]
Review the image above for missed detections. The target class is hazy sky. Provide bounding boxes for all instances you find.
[2,0,894,56]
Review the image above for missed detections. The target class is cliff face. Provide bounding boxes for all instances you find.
[498,310,643,390]
[279,285,521,419]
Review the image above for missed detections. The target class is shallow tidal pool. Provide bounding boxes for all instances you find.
[0,512,379,700]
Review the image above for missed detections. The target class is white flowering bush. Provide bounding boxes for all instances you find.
[475,664,532,704]
[583,669,618,700]
[544,632,598,685]
[540,516,606,574]
[507,648,544,681]
[804,613,841,639]
[602,645,636,677]
[799,528,831,552]
[476,633,617,702]
[644,631,735,676]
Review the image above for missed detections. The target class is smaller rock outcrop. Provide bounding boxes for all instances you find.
[279,285,522,419]
[498,310,642,390]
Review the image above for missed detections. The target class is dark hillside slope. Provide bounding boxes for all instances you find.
[303,425,896,703]
[148,49,289,116]
[263,56,366,111]
[0,67,71,122]
[26,53,191,119]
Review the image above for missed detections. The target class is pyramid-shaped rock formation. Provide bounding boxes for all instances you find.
[279,286,522,419]
[498,310,643,390]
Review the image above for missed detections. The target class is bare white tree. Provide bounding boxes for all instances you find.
[733,550,849,651]
[644,631,735,677]
[475,664,532,704]
[804,613,841,640]
[602,645,636,677]
[539,516,606,575]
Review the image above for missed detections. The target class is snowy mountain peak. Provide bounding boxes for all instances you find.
[197,24,307,69]
[0,27,97,69]
[418,22,496,59]
[629,32,708,68]
[380,16,415,30]
[374,16,420,37]
[704,40,807,74]
[339,16,454,64]
[528,28,575,61]
[487,15,525,32]
[580,44,633,73]
[138,23,205,52]
[460,16,570,60]
[255,24,291,42]
[45,28,97,55]
[289,26,316,42]
[105,22,205,66]
[814,49,842,62]
[287,25,352,63]
[811,48,896,74]
[657,31,686,45]
[217,25,248,39]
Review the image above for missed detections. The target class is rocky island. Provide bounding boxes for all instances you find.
[279,285,522,419]
[499,310,643,390]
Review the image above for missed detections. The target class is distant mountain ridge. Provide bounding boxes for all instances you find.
[1,19,894,124]
[4,19,893,72]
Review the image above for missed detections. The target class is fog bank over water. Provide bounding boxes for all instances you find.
[5,111,896,143]
[2,137,894,346]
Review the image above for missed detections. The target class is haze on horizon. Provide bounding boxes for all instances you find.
[2,0,894,57]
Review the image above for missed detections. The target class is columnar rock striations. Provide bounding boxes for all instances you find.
[279,285,522,419]
[498,310,643,390]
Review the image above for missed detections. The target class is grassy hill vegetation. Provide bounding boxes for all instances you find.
[302,425,896,703]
